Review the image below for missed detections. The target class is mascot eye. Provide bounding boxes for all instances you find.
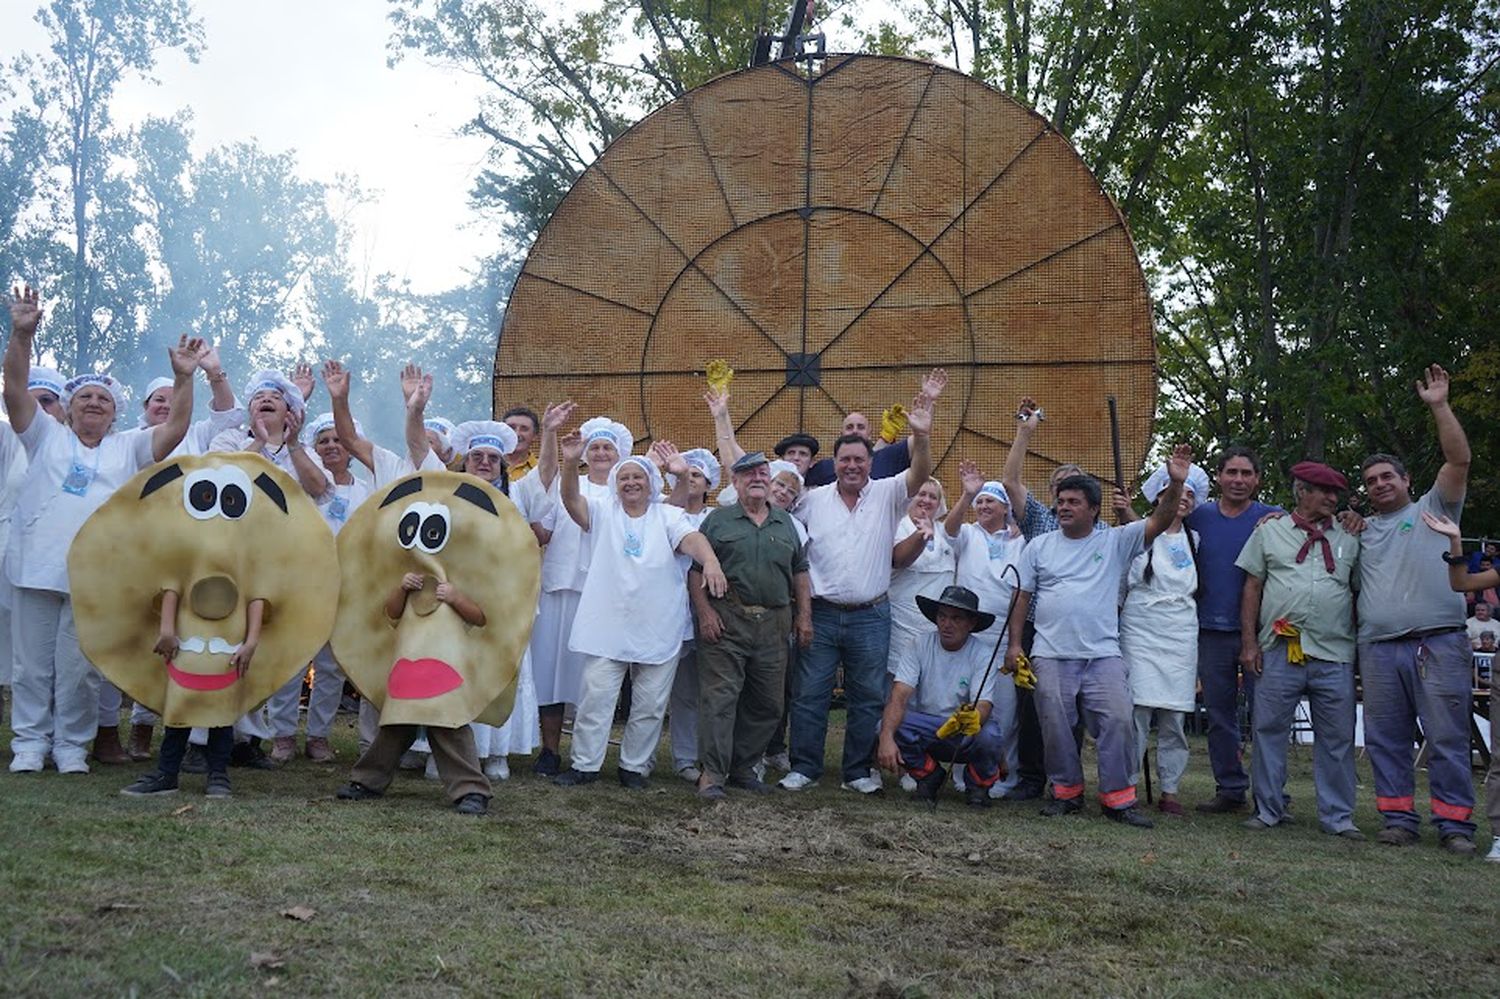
[220,483,248,519]
[183,466,255,520]
[189,480,218,514]
[397,509,421,549]
[417,507,451,554]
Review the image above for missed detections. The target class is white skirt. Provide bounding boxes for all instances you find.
[472,649,540,756]
[529,589,587,707]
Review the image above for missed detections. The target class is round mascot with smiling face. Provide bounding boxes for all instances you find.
[333,470,540,816]
[69,453,339,729]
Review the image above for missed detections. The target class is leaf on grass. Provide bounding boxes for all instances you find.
[1228,850,1241,861]
[94,902,143,916]
[171,804,194,817]
[249,951,286,970]
[1140,851,1157,866]
[280,905,317,922]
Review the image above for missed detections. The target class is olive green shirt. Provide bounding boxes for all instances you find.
[698,503,808,608]
[1235,516,1361,663]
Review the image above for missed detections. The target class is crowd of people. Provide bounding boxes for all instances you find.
[3,285,1497,858]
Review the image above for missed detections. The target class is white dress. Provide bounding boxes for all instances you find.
[472,482,541,756]
[1119,528,1200,712]
[529,476,609,704]
[887,516,955,673]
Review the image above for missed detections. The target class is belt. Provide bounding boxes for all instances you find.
[719,589,786,616]
[813,594,888,612]
[1387,625,1464,642]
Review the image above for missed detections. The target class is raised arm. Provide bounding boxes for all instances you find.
[1423,512,1499,593]
[151,336,203,461]
[1142,444,1191,543]
[1416,365,1470,505]
[536,400,575,491]
[558,431,591,531]
[1002,397,1041,515]
[902,392,933,498]
[403,365,434,471]
[286,410,331,500]
[652,440,692,508]
[198,344,235,413]
[943,459,983,539]
[4,286,41,433]
[323,360,374,471]
[892,518,929,569]
[704,388,746,468]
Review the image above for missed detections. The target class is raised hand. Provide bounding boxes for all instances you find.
[283,404,304,443]
[703,387,729,420]
[405,372,433,414]
[1015,396,1042,432]
[652,439,688,476]
[959,458,984,497]
[290,362,316,401]
[10,284,41,337]
[322,360,350,400]
[919,367,948,402]
[399,362,426,404]
[196,343,224,379]
[542,399,576,432]
[906,392,933,436]
[559,430,585,465]
[911,513,934,541]
[1416,364,1450,407]
[1421,510,1462,540]
[1112,488,1133,515]
[168,335,205,377]
[1167,443,1193,483]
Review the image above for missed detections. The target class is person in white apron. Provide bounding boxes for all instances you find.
[1120,461,1209,816]
[551,435,727,790]
[890,478,954,677]
[5,284,201,774]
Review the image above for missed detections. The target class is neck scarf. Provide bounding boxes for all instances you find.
[1291,512,1335,573]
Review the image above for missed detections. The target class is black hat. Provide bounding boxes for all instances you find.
[915,585,995,632]
[730,451,770,473]
[774,432,820,458]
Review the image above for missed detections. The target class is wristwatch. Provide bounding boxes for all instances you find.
[1441,552,1467,565]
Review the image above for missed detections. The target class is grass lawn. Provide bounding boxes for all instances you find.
[0,711,1495,998]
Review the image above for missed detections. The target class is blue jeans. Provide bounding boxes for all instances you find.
[1198,629,1254,800]
[790,599,890,783]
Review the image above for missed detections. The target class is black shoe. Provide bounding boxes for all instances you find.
[965,783,991,809]
[230,740,279,771]
[336,781,383,801]
[121,771,179,797]
[553,768,599,787]
[179,745,209,774]
[617,768,649,790]
[913,765,947,808]
[205,772,232,799]
[532,748,561,777]
[1195,794,1247,814]
[726,775,774,795]
[1105,806,1154,828]
[1005,781,1044,801]
[454,793,489,816]
[1040,797,1083,817]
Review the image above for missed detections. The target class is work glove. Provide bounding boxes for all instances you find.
[879,404,908,444]
[937,705,982,739]
[1002,653,1037,691]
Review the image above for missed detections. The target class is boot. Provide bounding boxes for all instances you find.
[129,724,154,761]
[91,726,131,765]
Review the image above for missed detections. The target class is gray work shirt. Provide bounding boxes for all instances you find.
[1356,487,1467,642]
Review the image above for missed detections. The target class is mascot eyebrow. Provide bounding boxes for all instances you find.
[377,476,498,516]
[137,461,289,513]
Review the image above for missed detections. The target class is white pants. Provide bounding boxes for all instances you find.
[0,596,12,685]
[1132,705,1190,794]
[130,702,159,725]
[267,645,342,739]
[10,588,97,759]
[99,679,122,727]
[669,642,699,771]
[569,654,680,774]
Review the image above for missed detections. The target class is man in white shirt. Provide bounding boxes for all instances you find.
[779,390,935,794]
[1005,445,1192,827]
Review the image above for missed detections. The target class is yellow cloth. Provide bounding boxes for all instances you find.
[508,453,538,482]
[705,359,734,393]
[1273,619,1305,665]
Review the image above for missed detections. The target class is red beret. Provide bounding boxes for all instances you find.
[1290,461,1347,491]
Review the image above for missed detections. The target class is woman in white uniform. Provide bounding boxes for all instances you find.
[528,409,630,776]
[942,461,1027,797]
[889,478,955,676]
[4,284,200,774]
[552,433,727,789]
[1120,461,1207,817]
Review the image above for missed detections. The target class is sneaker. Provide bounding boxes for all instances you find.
[1376,826,1419,846]
[1105,806,1154,828]
[181,744,209,774]
[1040,797,1083,817]
[1196,794,1247,814]
[205,773,232,799]
[454,793,489,816]
[398,750,425,771]
[1485,840,1500,863]
[1005,781,1044,801]
[121,771,179,796]
[965,784,992,809]
[913,766,946,808]
[424,755,440,781]
[726,775,774,795]
[899,774,918,792]
[762,752,791,773]
[336,781,383,801]
[1241,816,1275,831]
[269,736,297,765]
[9,751,44,773]
[552,768,600,787]
[697,783,727,802]
[54,753,90,775]
[230,741,277,771]
[840,774,884,795]
[617,768,649,790]
[1441,834,1476,857]
[676,765,702,783]
[304,737,336,763]
[1336,828,1366,842]
[777,771,817,791]
[532,747,561,777]
[483,756,510,781]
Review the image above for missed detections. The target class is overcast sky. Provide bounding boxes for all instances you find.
[1,2,496,293]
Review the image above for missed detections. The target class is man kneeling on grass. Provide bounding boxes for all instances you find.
[877,585,1004,809]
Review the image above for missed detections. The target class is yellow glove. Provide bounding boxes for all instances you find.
[705,359,734,394]
[1272,619,1305,665]
[937,705,981,739]
[879,404,907,444]
[1012,655,1037,691]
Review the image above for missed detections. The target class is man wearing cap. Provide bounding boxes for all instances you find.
[690,451,812,799]
[773,433,820,477]
[877,585,1004,808]
[801,370,947,489]
[1237,460,1363,839]
[780,392,935,794]
[1355,365,1475,855]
